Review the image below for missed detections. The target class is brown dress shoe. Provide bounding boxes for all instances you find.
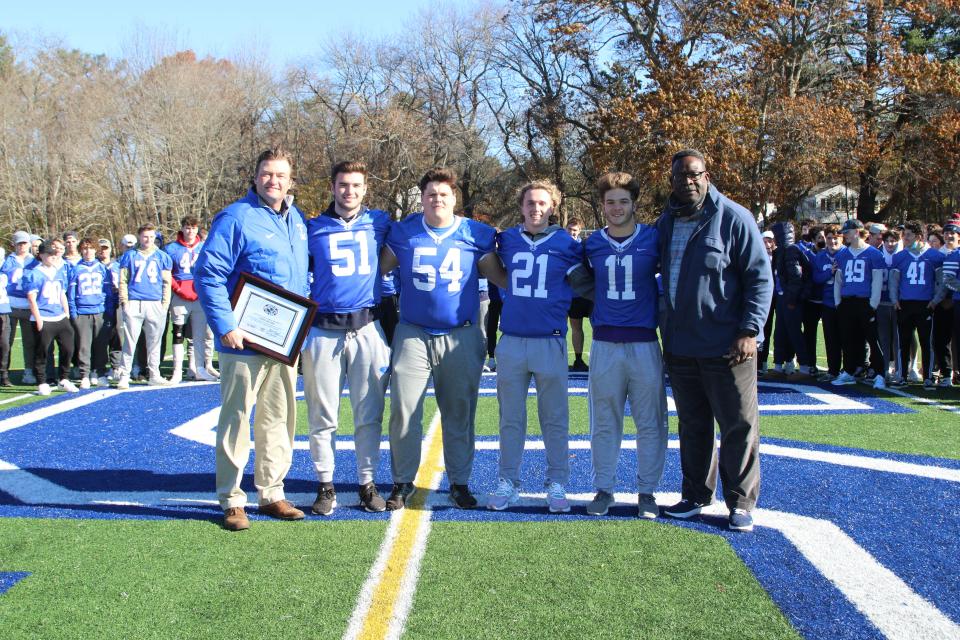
[259,499,305,520]
[223,507,250,531]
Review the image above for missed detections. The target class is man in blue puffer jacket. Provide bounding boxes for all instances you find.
[195,147,310,532]
[656,149,773,534]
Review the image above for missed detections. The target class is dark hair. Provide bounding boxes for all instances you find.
[255,147,294,175]
[331,160,368,183]
[38,238,61,256]
[823,224,840,235]
[881,230,900,242]
[903,220,923,236]
[671,149,707,170]
[63,230,79,241]
[137,223,157,236]
[181,216,200,228]
[79,237,96,250]
[596,172,640,201]
[418,167,458,194]
[566,216,584,228]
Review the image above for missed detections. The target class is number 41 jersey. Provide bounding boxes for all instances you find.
[585,225,660,330]
[386,214,496,332]
[497,226,584,337]
[891,247,945,301]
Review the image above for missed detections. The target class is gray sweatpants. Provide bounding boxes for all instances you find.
[10,307,37,376]
[388,322,485,484]
[121,300,166,380]
[588,340,668,494]
[301,322,391,485]
[495,334,569,485]
[74,312,108,378]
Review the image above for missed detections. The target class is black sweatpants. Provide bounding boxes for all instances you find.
[897,300,933,381]
[35,317,75,385]
[838,297,884,376]
[821,305,843,376]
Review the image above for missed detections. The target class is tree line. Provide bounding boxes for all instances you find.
[0,0,957,243]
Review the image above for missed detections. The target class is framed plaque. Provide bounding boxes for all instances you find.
[230,272,317,365]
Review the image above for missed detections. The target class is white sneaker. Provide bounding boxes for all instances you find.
[195,367,218,382]
[37,383,51,396]
[831,371,856,386]
[117,375,130,390]
[784,361,796,375]
[110,369,122,382]
[79,377,91,390]
[204,365,220,379]
[908,369,923,383]
[483,357,496,372]
[148,377,171,386]
[23,371,37,385]
[169,371,183,385]
[89,376,99,387]
[872,374,886,390]
[58,379,79,393]
[487,478,519,511]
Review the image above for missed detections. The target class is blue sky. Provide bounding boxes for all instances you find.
[4,0,469,68]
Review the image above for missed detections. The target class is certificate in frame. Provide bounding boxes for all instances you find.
[229,272,317,365]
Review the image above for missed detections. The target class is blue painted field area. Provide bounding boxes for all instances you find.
[0,378,954,639]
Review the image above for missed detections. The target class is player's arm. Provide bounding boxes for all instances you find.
[379,245,398,275]
[930,265,946,308]
[67,272,79,319]
[478,253,507,290]
[869,268,883,310]
[26,285,42,331]
[118,263,130,308]
[566,263,595,301]
[161,269,172,308]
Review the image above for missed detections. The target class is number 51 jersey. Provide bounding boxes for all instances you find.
[386,214,496,332]
[497,225,584,337]
[307,208,391,313]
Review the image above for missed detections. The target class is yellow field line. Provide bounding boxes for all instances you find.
[348,413,446,640]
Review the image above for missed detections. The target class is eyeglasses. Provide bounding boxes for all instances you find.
[672,171,707,182]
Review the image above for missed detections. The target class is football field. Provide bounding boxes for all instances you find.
[0,334,958,639]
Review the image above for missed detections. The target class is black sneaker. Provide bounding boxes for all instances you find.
[663,498,712,519]
[359,482,386,512]
[568,360,589,373]
[448,484,478,509]
[311,482,337,516]
[385,482,416,511]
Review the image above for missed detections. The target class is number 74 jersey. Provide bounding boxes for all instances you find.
[497,226,584,337]
[386,214,496,331]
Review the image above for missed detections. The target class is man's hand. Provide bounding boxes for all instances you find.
[221,328,247,350]
[725,335,757,367]
[34,319,43,332]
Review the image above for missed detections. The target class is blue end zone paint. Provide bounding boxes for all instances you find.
[0,379,952,638]
[0,572,31,595]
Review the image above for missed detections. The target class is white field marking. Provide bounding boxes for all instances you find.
[883,386,960,415]
[167,411,960,484]
[0,394,33,407]
[477,490,960,640]
[342,410,445,640]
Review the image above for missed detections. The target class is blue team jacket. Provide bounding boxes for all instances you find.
[656,185,773,358]
[194,188,309,356]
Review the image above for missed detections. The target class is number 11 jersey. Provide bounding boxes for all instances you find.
[585,225,660,331]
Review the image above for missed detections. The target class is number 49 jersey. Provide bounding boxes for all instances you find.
[835,245,886,298]
[497,226,583,337]
[585,225,660,330]
[386,214,496,332]
[307,208,390,314]
[891,247,945,301]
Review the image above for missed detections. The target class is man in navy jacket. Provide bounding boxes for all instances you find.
[656,149,773,533]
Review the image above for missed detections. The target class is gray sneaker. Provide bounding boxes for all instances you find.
[586,490,615,516]
[638,493,659,519]
[311,482,337,516]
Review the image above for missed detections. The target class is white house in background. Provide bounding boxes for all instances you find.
[797,184,863,222]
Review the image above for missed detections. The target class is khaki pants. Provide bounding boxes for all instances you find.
[215,352,298,509]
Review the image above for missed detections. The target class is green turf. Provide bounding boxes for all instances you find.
[405,521,800,640]
[0,518,386,639]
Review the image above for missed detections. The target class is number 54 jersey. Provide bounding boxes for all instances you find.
[307,208,391,313]
[386,214,496,332]
[497,225,584,337]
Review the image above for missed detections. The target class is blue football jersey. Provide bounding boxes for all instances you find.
[585,225,659,329]
[308,209,390,313]
[386,214,496,331]
[25,264,70,319]
[835,245,886,298]
[69,260,111,315]
[119,248,173,301]
[497,226,584,338]
[2,254,39,307]
[892,247,944,301]
[379,268,399,297]
[164,239,204,282]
